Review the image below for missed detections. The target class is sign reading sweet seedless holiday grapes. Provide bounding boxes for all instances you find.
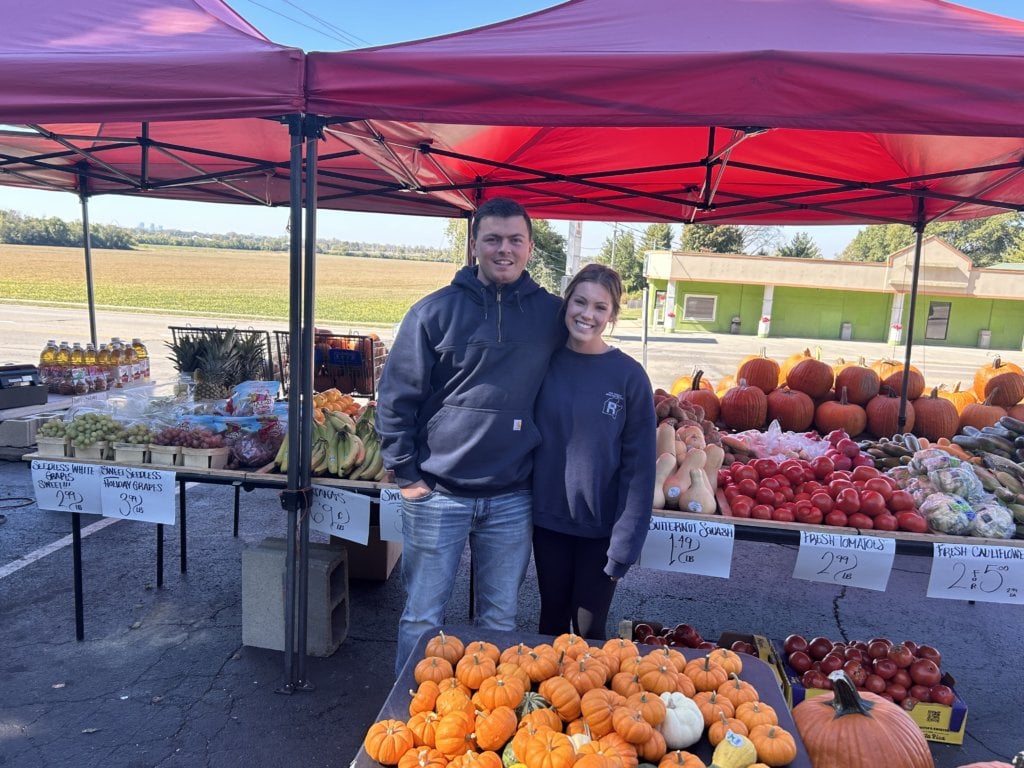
[98,465,176,524]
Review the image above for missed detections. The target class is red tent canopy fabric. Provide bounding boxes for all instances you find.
[304,0,1024,226]
[1,0,304,123]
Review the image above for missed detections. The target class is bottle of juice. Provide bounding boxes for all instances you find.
[97,344,115,390]
[84,343,105,392]
[69,343,89,394]
[124,343,140,384]
[110,341,126,388]
[39,339,59,391]
[56,342,73,395]
[132,338,150,382]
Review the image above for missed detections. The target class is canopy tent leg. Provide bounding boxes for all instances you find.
[898,198,927,430]
[77,170,98,347]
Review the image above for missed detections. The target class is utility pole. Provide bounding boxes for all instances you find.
[563,220,582,293]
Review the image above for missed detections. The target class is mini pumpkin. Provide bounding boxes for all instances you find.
[434,711,477,759]
[582,687,625,737]
[425,632,466,665]
[707,712,748,747]
[520,729,576,768]
[657,751,705,768]
[747,724,797,767]
[416,656,456,685]
[538,676,582,722]
[474,706,518,752]
[476,674,526,712]
[456,653,497,691]
[734,700,778,731]
[410,679,442,716]
[398,746,449,768]
[365,719,417,765]
[682,657,728,693]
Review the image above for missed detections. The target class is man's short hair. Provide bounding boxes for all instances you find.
[471,197,532,240]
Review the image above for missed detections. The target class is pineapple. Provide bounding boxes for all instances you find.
[194,330,240,400]
[235,331,270,382]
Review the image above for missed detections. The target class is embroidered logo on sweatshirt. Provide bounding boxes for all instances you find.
[512,418,523,431]
[603,393,624,418]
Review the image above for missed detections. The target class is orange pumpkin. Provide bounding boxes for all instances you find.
[416,656,455,685]
[676,370,721,424]
[871,359,925,401]
[399,746,449,768]
[410,680,442,716]
[657,750,706,768]
[611,706,654,745]
[581,687,625,737]
[464,641,501,664]
[959,390,1008,431]
[519,708,563,734]
[765,387,815,432]
[365,719,417,765]
[538,676,582,722]
[636,660,678,695]
[434,711,477,759]
[425,632,465,665]
[610,671,644,698]
[449,751,502,768]
[815,386,867,437]
[937,381,978,415]
[475,674,526,712]
[865,388,915,439]
[793,671,933,768]
[692,690,735,727]
[408,711,442,748]
[635,727,667,763]
[682,656,729,693]
[707,713,748,747]
[735,700,778,730]
[562,655,608,695]
[626,690,667,726]
[747,724,797,767]
[520,648,560,683]
[786,355,835,399]
[705,649,743,676]
[720,380,768,431]
[973,356,1024,407]
[912,387,959,441]
[778,348,813,387]
[834,358,880,405]
[736,349,780,395]
[456,653,497,690]
[474,706,518,752]
[520,729,576,768]
[716,673,759,708]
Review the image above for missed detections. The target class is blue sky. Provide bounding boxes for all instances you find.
[1,0,1021,258]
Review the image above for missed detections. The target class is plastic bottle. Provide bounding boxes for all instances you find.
[84,343,106,392]
[39,339,58,391]
[132,338,150,382]
[123,343,139,384]
[97,344,115,390]
[69,343,89,394]
[56,342,73,395]
[109,341,126,388]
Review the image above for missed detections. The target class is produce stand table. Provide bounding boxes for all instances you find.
[354,626,813,768]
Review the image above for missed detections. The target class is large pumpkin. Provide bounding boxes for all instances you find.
[676,370,720,424]
[871,359,926,401]
[833,358,880,406]
[936,382,978,415]
[735,349,780,395]
[793,671,934,768]
[815,387,867,437]
[720,380,768,431]
[786,355,835,400]
[959,391,1008,432]
[912,387,959,441]
[766,387,814,432]
[778,348,812,387]
[865,389,915,439]
[973,356,1024,407]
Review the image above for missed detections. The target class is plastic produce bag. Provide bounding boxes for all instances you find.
[224,416,286,468]
[918,493,975,536]
[968,504,1015,539]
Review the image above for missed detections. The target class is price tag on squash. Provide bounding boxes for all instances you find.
[99,465,176,524]
[638,516,734,577]
[31,460,103,514]
[793,531,895,591]
[378,487,404,542]
[310,484,370,544]
[926,541,1024,604]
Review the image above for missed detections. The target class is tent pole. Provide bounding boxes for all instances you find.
[295,116,325,693]
[77,170,98,347]
[898,198,927,430]
[278,114,306,695]
[641,283,649,370]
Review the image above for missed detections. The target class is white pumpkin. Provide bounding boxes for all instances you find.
[657,691,703,750]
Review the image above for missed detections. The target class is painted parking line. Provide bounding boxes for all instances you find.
[0,517,121,580]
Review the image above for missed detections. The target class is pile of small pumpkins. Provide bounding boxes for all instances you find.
[671,351,1024,442]
[363,632,800,768]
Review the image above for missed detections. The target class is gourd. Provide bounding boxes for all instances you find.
[973,356,1024,407]
[663,449,706,510]
[708,729,758,768]
[676,469,716,515]
[735,349,780,395]
[793,670,934,768]
[656,692,703,750]
[814,386,867,437]
[765,387,814,432]
[834,357,880,405]
[912,387,959,441]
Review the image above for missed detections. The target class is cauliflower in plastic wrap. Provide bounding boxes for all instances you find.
[968,503,1016,539]
[918,493,975,536]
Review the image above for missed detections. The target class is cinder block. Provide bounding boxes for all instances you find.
[0,416,39,448]
[242,537,348,657]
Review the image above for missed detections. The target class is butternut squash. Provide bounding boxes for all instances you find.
[676,425,706,451]
[656,423,677,458]
[677,469,716,514]
[702,443,725,494]
[664,448,706,509]
[653,453,678,510]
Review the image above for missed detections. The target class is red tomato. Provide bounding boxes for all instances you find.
[831,454,853,471]
[760,477,781,491]
[794,492,812,503]
[859,490,887,517]
[795,505,824,525]
[731,464,759,483]
[718,469,733,488]
[780,459,806,484]
[809,455,835,480]
[777,486,795,502]
[863,477,893,501]
[723,485,740,503]
[824,509,849,527]
[772,507,796,523]
[773,474,792,488]
[729,496,753,517]
[929,684,955,707]
[752,458,780,479]
[889,490,917,512]
[847,512,874,529]
[896,511,929,533]
[737,478,759,497]
[909,658,942,687]
[755,487,776,506]
[873,513,899,531]
[810,492,834,513]
[834,487,861,514]
[750,504,774,520]
[851,465,881,481]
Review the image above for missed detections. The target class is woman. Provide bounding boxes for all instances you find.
[532,263,657,640]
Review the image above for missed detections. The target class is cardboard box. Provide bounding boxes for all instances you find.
[773,639,968,744]
[335,525,401,581]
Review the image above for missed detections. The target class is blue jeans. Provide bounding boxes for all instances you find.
[395,489,533,676]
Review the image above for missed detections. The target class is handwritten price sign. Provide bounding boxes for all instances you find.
[31,460,103,513]
[639,517,735,577]
[793,531,895,591]
[378,487,404,542]
[99,466,176,524]
[310,485,370,543]
[927,542,1024,604]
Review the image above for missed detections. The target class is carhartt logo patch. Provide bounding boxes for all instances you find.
[512,419,523,431]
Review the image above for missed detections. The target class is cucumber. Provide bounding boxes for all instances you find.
[998,415,1024,435]
[961,425,982,437]
[975,433,1017,455]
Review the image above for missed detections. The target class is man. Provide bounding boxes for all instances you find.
[376,197,563,675]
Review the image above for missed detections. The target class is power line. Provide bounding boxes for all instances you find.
[232,0,369,48]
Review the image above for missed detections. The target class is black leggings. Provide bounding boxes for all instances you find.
[533,526,617,641]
